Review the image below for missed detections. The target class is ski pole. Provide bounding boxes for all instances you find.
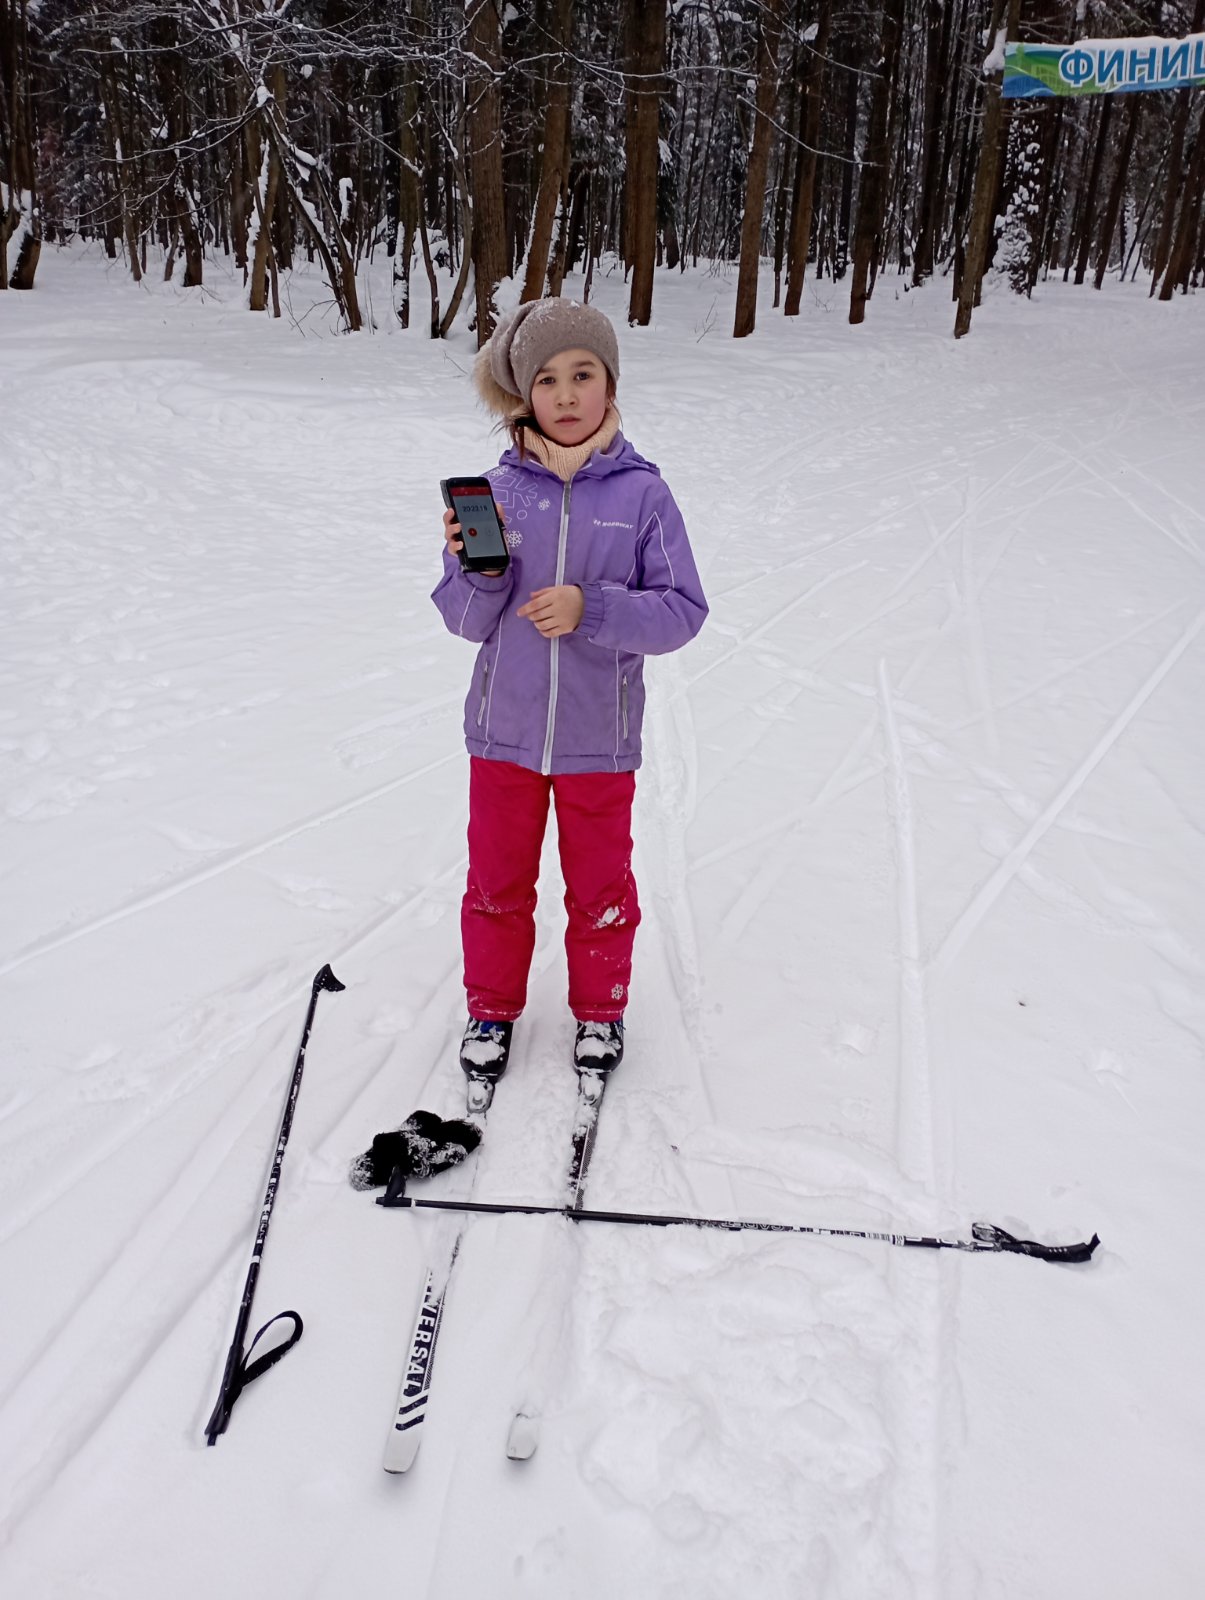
[205,963,345,1445]
[378,1186,1098,1264]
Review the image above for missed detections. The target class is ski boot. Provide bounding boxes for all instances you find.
[460,1017,514,1113]
[572,1019,623,1105]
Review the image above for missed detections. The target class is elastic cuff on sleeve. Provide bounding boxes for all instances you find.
[465,568,512,591]
[579,582,606,638]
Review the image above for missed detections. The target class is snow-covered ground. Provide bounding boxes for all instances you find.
[2,247,1203,1599]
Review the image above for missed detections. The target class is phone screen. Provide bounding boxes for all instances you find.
[451,485,508,562]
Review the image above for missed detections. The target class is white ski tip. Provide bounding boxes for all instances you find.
[384,1386,432,1473]
[506,1411,540,1461]
[383,1425,423,1474]
[465,1076,495,1114]
[576,1070,605,1106]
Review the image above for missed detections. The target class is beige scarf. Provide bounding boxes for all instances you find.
[520,405,621,482]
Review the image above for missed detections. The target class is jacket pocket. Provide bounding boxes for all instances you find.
[477,661,490,727]
[620,674,629,741]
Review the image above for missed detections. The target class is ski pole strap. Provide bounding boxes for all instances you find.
[205,1310,304,1445]
[238,1309,305,1387]
[380,1193,1099,1265]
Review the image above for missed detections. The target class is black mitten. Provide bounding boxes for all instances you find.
[348,1109,443,1191]
[348,1111,483,1190]
[427,1118,482,1175]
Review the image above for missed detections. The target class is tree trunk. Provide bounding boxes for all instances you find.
[582,174,598,300]
[546,122,575,296]
[521,0,573,302]
[734,0,784,337]
[0,203,14,288]
[784,0,831,315]
[8,224,39,289]
[272,135,294,273]
[418,208,441,337]
[1028,98,1066,291]
[1149,0,1205,292]
[156,25,203,289]
[911,0,951,286]
[395,49,421,327]
[249,137,281,312]
[228,75,250,272]
[441,128,475,337]
[849,0,905,324]
[1121,141,1167,281]
[466,0,506,343]
[953,0,1020,338]
[948,37,983,293]
[1093,98,1140,290]
[4,0,39,289]
[835,29,859,280]
[938,0,976,277]
[97,60,142,283]
[564,164,590,273]
[178,180,204,287]
[771,149,790,307]
[624,0,667,326]
[1072,95,1113,286]
[0,2,12,288]
[1160,107,1205,299]
[253,77,362,332]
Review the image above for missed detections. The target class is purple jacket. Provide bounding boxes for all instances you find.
[431,434,708,775]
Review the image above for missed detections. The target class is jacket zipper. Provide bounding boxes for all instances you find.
[477,660,489,727]
[621,674,629,740]
[541,480,572,775]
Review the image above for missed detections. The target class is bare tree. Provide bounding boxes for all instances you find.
[3,0,40,288]
[734,0,784,337]
[1159,103,1205,299]
[849,0,905,324]
[783,0,832,316]
[521,0,573,302]
[954,0,1020,339]
[1093,97,1141,290]
[466,0,506,342]
[624,0,666,326]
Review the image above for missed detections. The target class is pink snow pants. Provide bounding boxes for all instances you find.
[462,756,640,1024]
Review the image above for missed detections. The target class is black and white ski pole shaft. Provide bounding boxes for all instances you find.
[378,1189,1099,1264]
[205,963,345,1446]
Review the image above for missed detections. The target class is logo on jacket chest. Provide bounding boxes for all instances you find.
[487,471,542,523]
[594,518,635,530]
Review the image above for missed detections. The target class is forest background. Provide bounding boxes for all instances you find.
[2,0,1204,341]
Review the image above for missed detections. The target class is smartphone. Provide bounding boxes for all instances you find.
[440,477,510,574]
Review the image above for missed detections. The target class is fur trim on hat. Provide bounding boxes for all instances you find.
[473,342,528,420]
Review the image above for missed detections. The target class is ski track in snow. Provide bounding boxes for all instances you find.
[712,444,1044,949]
[0,750,461,980]
[932,604,1205,978]
[3,256,1205,1599]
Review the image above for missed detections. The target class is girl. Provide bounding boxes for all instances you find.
[432,297,707,1093]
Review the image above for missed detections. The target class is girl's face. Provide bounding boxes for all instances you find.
[529,348,610,446]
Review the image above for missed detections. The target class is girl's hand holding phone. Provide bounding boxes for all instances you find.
[442,503,506,577]
[517,585,584,638]
[442,505,464,555]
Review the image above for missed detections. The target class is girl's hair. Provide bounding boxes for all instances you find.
[501,374,619,461]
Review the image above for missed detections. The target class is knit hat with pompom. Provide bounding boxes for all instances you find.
[473,298,620,418]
